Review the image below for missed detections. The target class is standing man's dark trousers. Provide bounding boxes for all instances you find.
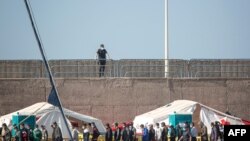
[191,137,197,141]
[99,60,106,77]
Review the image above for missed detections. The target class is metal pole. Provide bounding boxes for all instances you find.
[23,0,73,140]
[164,0,169,77]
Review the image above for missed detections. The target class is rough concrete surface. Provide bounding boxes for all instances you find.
[0,78,250,124]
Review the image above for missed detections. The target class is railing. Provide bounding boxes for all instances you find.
[0,64,42,78]
[53,71,112,78]
[123,71,180,77]
[50,64,113,78]
[119,64,185,77]
[194,71,250,78]
[0,59,250,78]
[0,72,40,78]
[189,64,250,78]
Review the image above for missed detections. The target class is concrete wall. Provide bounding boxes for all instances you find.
[0,78,250,124]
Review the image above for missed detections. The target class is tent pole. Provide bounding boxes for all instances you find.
[23,0,73,140]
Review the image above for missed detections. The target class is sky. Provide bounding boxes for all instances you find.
[0,0,250,60]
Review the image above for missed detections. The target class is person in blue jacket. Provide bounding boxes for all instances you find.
[140,124,149,141]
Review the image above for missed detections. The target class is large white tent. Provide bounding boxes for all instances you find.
[0,102,106,138]
[133,100,249,134]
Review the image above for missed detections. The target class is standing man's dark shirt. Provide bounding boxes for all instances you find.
[96,44,109,77]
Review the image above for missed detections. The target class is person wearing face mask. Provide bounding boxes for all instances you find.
[190,122,197,141]
[199,122,208,141]
[114,122,121,141]
[154,123,162,141]
[1,123,11,141]
[13,125,20,141]
[178,125,191,141]
[175,124,182,140]
[148,124,155,141]
[160,122,168,141]
[140,124,149,141]
[82,123,89,141]
[121,123,129,141]
[210,122,218,141]
[51,122,62,141]
[105,123,112,141]
[72,125,79,141]
[128,122,136,141]
[169,125,176,141]
[20,123,28,141]
[92,123,100,141]
[87,123,93,141]
[41,125,48,141]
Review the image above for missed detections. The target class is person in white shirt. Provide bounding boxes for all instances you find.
[154,123,162,141]
[83,123,89,141]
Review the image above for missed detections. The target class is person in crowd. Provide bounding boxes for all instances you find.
[148,124,155,141]
[140,124,149,141]
[92,123,100,141]
[215,121,223,141]
[185,122,190,131]
[88,123,93,141]
[51,122,62,141]
[26,124,34,141]
[105,123,112,141]
[190,122,197,141]
[169,125,175,141]
[96,44,110,77]
[83,123,89,141]
[218,122,224,141]
[33,124,42,141]
[178,124,191,141]
[13,125,20,141]
[199,122,208,141]
[114,122,121,141]
[1,123,11,141]
[175,124,182,140]
[210,122,218,141]
[128,122,136,141]
[72,125,79,141]
[121,123,129,141]
[20,123,29,141]
[0,126,2,137]
[41,125,48,141]
[161,122,168,141]
[154,123,162,141]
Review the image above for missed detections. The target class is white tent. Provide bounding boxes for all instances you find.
[0,102,106,138]
[133,100,248,134]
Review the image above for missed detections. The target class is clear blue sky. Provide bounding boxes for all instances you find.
[0,0,250,60]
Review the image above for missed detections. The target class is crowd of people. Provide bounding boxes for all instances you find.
[137,121,224,141]
[1,121,60,141]
[104,122,137,141]
[71,122,137,141]
[72,122,100,141]
[1,120,225,141]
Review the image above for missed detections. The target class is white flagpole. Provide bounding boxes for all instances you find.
[164,0,169,77]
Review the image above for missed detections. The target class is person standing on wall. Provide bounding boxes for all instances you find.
[96,44,110,77]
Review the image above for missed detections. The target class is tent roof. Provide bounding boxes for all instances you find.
[138,100,197,119]
[133,100,197,126]
[133,100,247,134]
[0,102,106,134]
